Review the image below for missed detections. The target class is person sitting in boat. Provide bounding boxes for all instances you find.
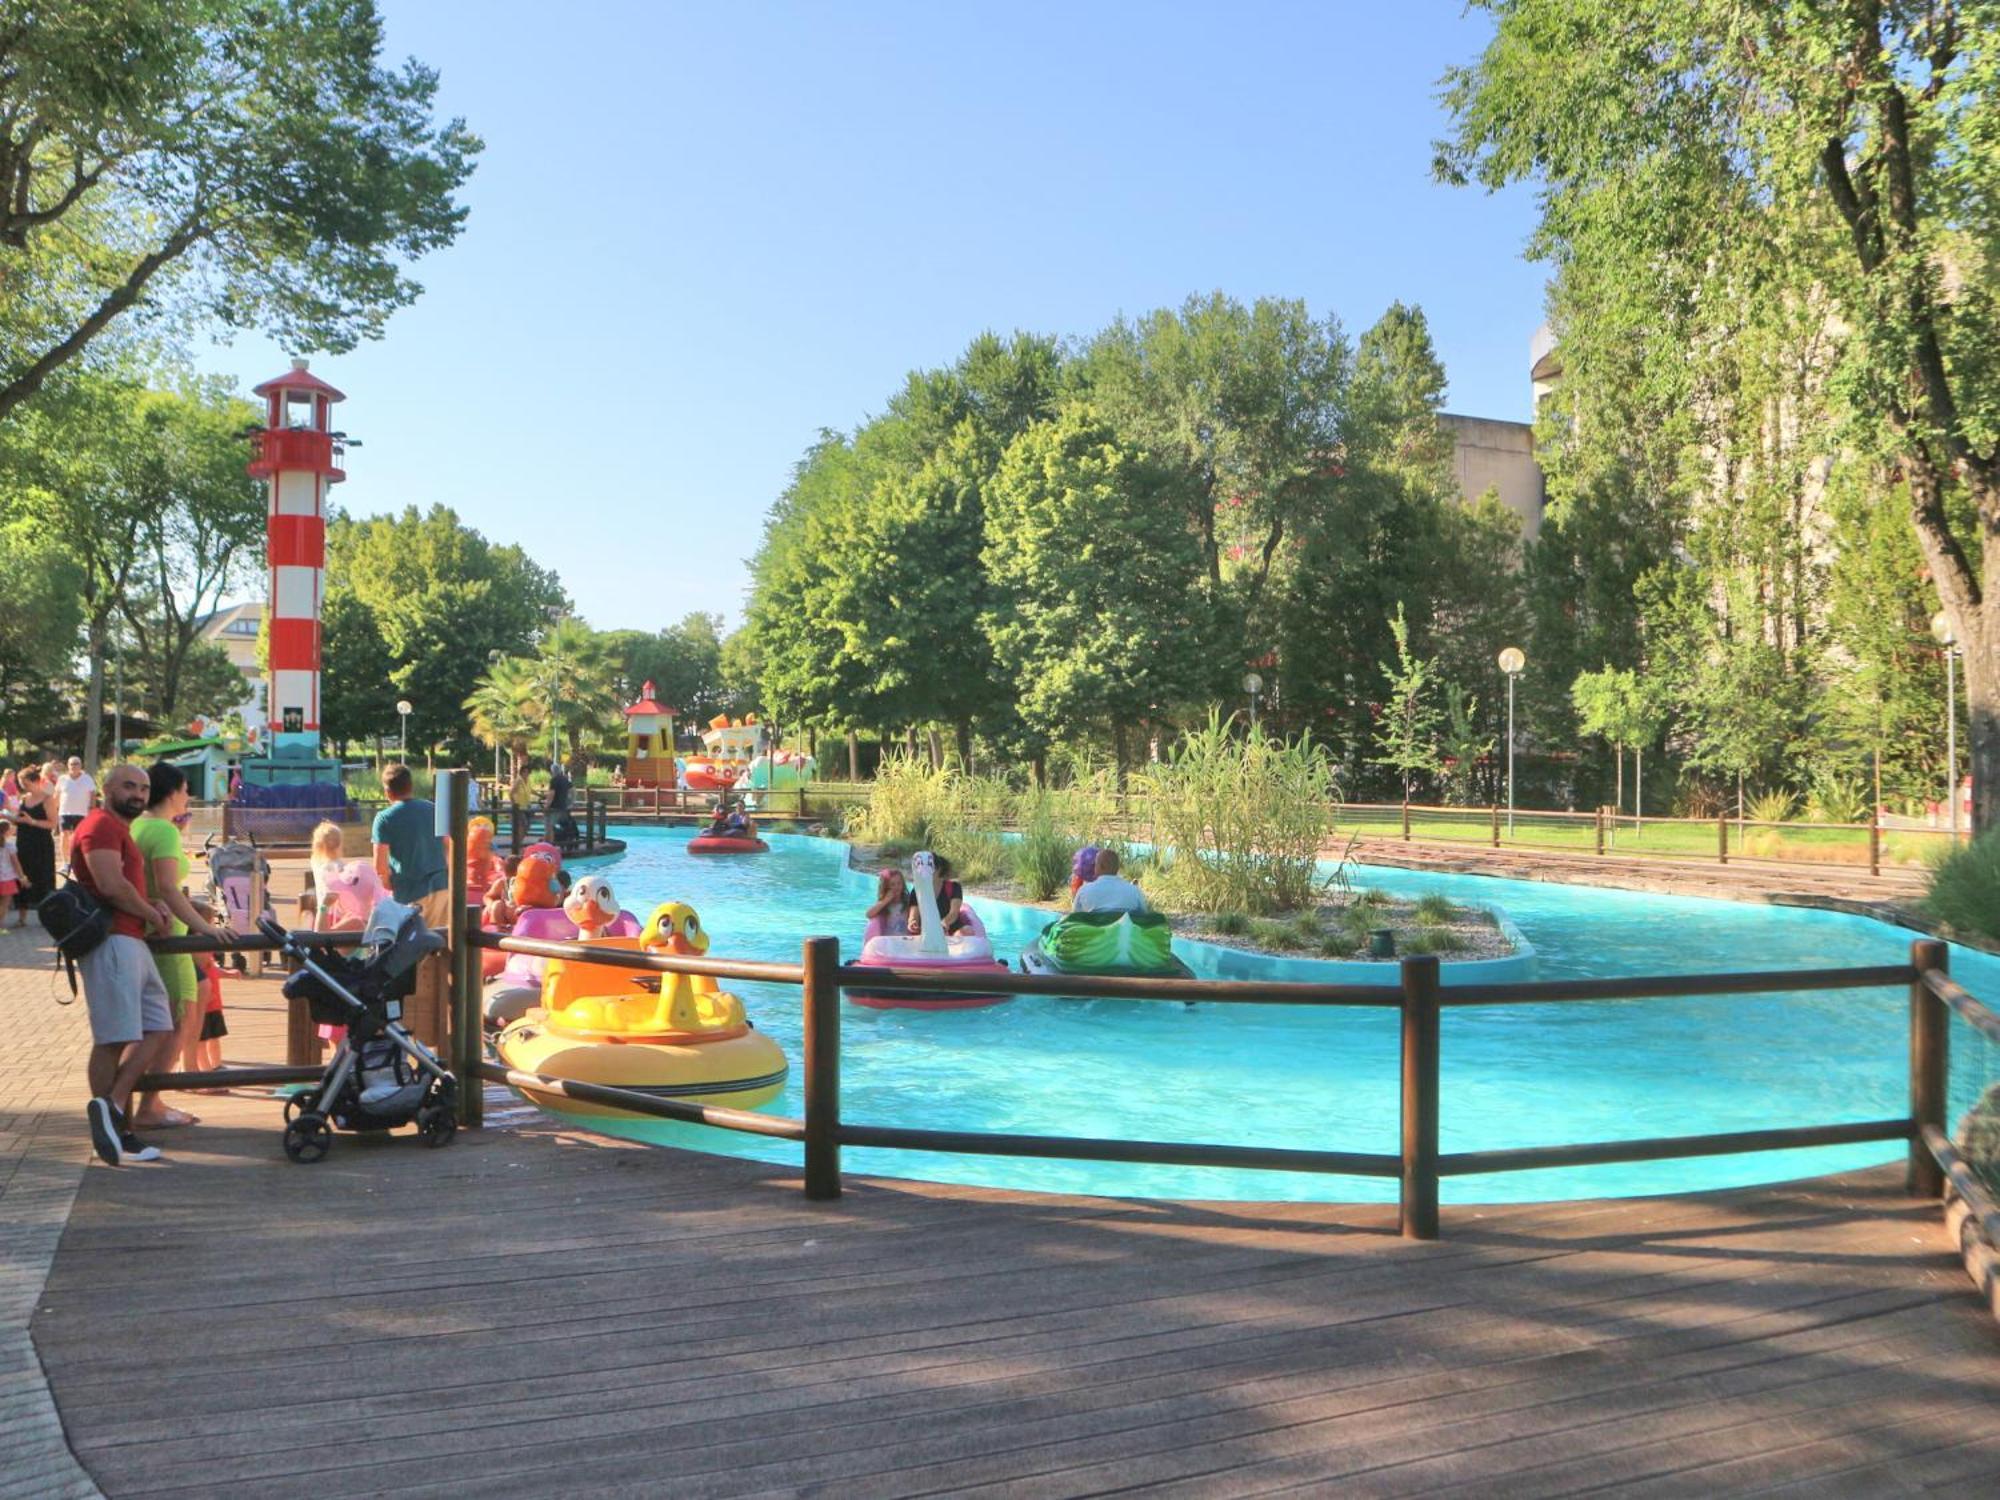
[905,852,969,936]
[706,800,752,839]
[864,868,907,939]
[1073,848,1149,914]
[1069,844,1099,902]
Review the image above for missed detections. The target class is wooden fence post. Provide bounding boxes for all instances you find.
[1869,816,1881,877]
[1717,813,1728,865]
[1399,955,1441,1241]
[1909,939,1949,1198]
[1402,800,1412,842]
[1491,804,1500,848]
[1594,806,1606,855]
[442,769,481,1128]
[802,935,842,1200]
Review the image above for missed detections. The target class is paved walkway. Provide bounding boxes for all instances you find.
[0,924,103,1499]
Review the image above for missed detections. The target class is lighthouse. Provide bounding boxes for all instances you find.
[240,358,344,786]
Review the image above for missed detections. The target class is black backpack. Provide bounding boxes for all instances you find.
[38,867,110,997]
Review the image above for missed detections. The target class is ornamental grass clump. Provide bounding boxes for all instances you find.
[1923,830,2000,944]
[1136,713,1339,915]
[853,755,950,848]
[1013,794,1074,901]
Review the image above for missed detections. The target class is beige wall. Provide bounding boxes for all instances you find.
[1440,413,1545,540]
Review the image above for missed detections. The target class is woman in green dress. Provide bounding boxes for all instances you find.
[130,762,231,1130]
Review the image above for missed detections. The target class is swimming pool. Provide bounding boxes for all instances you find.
[525,827,1998,1204]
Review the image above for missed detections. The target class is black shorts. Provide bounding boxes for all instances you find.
[59,814,85,832]
[200,1009,228,1040]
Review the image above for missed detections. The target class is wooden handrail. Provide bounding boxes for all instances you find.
[836,1121,1399,1177]
[1439,1117,1913,1176]
[1441,965,1917,1006]
[833,963,1403,1007]
[479,1062,807,1140]
[1923,966,2000,1046]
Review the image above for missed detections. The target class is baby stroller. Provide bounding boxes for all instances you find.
[261,902,459,1163]
[207,834,277,969]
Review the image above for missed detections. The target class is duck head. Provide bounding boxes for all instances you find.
[510,848,563,909]
[467,816,495,862]
[564,875,620,935]
[640,900,709,955]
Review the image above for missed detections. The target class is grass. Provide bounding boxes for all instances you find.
[1404,927,1469,956]
[1414,892,1458,922]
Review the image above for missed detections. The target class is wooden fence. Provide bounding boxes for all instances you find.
[142,771,1999,1258]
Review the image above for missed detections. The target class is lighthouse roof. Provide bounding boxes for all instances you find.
[252,358,345,402]
[625,680,676,718]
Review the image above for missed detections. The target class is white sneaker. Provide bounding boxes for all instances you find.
[117,1130,161,1164]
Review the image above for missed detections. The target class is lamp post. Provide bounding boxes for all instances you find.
[1243,672,1263,732]
[1497,646,1525,837]
[1932,613,1961,837]
[396,698,412,758]
[486,649,506,787]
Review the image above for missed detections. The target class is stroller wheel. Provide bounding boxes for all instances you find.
[418,1104,457,1149]
[283,1113,332,1164]
[282,1091,320,1125]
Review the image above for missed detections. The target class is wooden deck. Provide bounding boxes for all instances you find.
[26,976,2000,1498]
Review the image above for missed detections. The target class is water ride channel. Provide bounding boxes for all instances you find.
[489,826,1998,1208]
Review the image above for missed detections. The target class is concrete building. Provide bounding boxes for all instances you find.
[195,600,266,734]
[1434,325,1558,541]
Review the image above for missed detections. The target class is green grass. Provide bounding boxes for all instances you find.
[1403,927,1469,956]
[1211,911,1250,936]
[1923,831,2000,943]
[1318,931,1360,958]
[1414,892,1458,922]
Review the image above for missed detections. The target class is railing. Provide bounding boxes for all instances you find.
[138,771,2000,1263]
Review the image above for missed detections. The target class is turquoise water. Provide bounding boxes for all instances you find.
[527,827,1999,1204]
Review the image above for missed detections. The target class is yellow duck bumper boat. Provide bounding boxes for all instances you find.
[494,904,788,1117]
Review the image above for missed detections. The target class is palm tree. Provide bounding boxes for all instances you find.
[533,618,623,773]
[463,655,543,775]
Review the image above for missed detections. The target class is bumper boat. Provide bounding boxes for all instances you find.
[687,831,768,855]
[495,902,788,1116]
[1019,909,1193,980]
[847,851,1011,1010]
[483,875,640,1029]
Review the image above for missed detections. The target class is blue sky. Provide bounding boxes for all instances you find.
[202,1,1545,631]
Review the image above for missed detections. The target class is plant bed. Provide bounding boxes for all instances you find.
[1170,890,1515,963]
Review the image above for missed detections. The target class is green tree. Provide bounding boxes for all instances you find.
[463,654,545,776]
[603,613,733,726]
[528,619,623,772]
[1439,682,1496,806]
[1373,604,1444,801]
[325,505,566,756]
[117,636,247,731]
[1570,666,1665,818]
[0,1,480,421]
[0,516,83,751]
[317,588,397,755]
[1439,0,2000,829]
[982,403,1226,768]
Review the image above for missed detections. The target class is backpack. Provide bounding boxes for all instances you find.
[38,864,111,998]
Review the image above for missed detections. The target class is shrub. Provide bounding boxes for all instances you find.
[1248,917,1294,947]
[1746,788,1798,825]
[1924,830,2000,943]
[1013,796,1073,901]
[1804,771,1870,825]
[1404,928,1468,956]
[1136,711,1339,915]
[1414,892,1458,922]
[1319,931,1360,958]
[1211,910,1251,936]
[852,755,949,848]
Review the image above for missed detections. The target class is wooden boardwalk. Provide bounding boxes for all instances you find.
[24,975,1999,1498]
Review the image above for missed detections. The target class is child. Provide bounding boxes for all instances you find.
[195,957,227,1076]
[297,819,348,926]
[906,853,969,936]
[484,854,522,930]
[0,816,20,927]
[864,868,906,940]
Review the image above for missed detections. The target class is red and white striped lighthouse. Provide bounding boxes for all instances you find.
[247,358,345,757]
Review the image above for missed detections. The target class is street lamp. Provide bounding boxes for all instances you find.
[486,649,506,785]
[1243,672,1263,731]
[1932,612,1961,837]
[396,698,412,757]
[1497,646,1525,837]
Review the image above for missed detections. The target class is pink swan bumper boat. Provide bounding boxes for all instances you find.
[846,851,1011,1010]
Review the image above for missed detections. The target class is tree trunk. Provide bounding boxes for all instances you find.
[1964,630,1998,834]
[846,729,860,781]
[927,727,944,769]
[956,720,973,775]
[1031,752,1046,789]
[82,617,108,772]
[1635,746,1644,828]
[905,726,919,760]
[1613,742,1623,827]
[1112,720,1129,790]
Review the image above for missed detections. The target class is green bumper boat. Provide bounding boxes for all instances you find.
[1018,909,1194,979]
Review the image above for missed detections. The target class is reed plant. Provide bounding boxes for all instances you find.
[1013,793,1074,900]
[851,755,949,848]
[1135,713,1339,915]
[1923,829,2000,943]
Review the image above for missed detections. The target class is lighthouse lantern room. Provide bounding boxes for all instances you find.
[238,358,345,787]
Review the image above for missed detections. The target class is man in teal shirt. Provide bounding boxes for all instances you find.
[370,763,451,1045]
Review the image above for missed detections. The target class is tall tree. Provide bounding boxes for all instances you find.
[0,1,480,421]
[1439,0,2000,829]
[0,515,83,751]
[982,402,1227,766]
[1374,604,1445,801]
[325,505,566,755]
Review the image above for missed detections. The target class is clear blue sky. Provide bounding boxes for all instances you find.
[202,0,1544,632]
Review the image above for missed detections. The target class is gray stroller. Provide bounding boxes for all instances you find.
[263,902,459,1163]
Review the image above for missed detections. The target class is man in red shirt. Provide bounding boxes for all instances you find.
[73,764,174,1165]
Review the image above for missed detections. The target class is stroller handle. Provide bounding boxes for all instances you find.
[256,915,288,947]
